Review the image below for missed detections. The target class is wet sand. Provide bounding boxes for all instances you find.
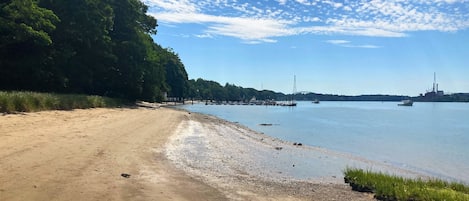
[1,107,376,200]
[167,111,382,201]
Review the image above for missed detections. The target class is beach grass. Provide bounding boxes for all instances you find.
[0,91,127,113]
[344,168,469,201]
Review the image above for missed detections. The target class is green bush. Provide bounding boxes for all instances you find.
[344,168,469,201]
[0,91,127,113]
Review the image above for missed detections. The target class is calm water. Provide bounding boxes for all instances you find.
[178,101,469,183]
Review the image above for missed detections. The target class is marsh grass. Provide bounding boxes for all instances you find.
[344,168,469,201]
[0,91,127,113]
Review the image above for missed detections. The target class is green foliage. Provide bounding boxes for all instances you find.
[0,91,126,113]
[187,78,286,102]
[0,0,60,91]
[38,0,116,94]
[344,168,469,201]
[1,0,188,102]
[162,48,188,99]
[0,0,59,46]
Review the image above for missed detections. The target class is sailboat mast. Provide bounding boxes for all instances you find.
[293,75,297,95]
[282,75,297,106]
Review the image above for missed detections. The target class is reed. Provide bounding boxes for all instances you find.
[0,91,126,113]
[344,168,469,201]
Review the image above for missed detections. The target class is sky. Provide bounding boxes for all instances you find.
[144,0,469,96]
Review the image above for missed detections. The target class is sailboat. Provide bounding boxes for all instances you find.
[282,99,297,106]
[281,75,297,106]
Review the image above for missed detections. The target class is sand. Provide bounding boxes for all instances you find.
[0,106,376,201]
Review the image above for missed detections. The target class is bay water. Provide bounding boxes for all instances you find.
[178,101,469,183]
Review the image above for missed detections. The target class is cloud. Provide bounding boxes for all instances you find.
[149,12,293,43]
[144,0,469,43]
[276,0,288,5]
[326,40,381,48]
[206,18,289,42]
[347,44,381,49]
[295,0,312,6]
[143,0,197,13]
[194,33,213,38]
[326,40,350,44]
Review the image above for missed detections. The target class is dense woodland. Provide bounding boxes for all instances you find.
[1,0,188,101]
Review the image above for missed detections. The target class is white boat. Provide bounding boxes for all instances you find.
[313,99,320,104]
[398,100,413,106]
[280,102,297,106]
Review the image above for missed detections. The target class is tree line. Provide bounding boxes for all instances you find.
[185,78,286,102]
[0,0,188,102]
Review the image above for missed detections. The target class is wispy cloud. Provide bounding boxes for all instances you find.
[151,12,293,43]
[144,0,469,43]
[326,40,350,45]
[347,44,381,49]
[194,33,213,38]
[326,40,381,48]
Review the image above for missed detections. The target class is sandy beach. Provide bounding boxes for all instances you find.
[0,106,376,200]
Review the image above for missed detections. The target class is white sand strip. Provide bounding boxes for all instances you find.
[165,113,423,200]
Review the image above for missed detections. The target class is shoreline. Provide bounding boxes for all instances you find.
[172,102,466,184]
[1,106,380,200]
[169,108,427,177]
[165,110,383,200]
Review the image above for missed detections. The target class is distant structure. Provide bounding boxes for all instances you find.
[421,72,444,98]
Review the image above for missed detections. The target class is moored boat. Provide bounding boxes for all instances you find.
[398,100,413,106]
[281,75,297,107]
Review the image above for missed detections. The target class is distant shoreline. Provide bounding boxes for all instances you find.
[292,93,469,102]
[179,94,469,104]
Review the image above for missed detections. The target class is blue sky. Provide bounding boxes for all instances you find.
[144,0,469,96]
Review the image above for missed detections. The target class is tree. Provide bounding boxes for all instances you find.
[107,0,158,100]
[0,0,58,47]
[140,38,167,102]
[0,0,59,91]
[39,0,116,94]
[1,0,186,103]
[161,48,188,99]
[225,83,242,101]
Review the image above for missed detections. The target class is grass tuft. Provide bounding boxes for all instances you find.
[344,168,469,201]
[0,91,127,113]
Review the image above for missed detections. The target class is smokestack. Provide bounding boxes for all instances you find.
[433,72,436,92]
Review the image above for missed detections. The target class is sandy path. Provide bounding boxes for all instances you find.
[0,107,225,201]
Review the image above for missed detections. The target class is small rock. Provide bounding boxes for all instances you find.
[121,173,131,178]
[275,147,283,150]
